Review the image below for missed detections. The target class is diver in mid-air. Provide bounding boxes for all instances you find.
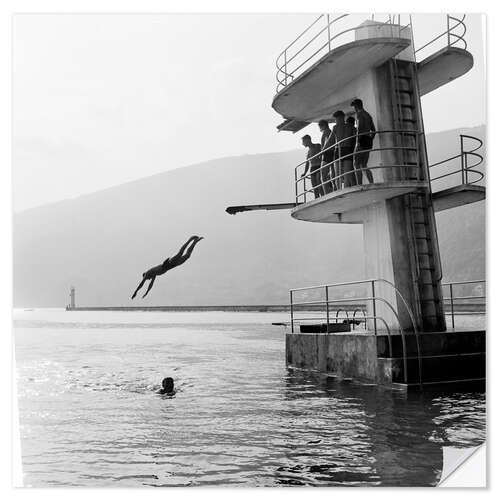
[131,235,204,299]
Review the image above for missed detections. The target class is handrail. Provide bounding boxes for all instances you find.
[275,14,411,92]
[442,279,485,286]
[414,14,467,55]
[275,14,468,93]
[283,15,348,72]
[429,134,484,189]
[278,14,326,57]
[442,279,486,329]
[275,13,344,89]
[289,278,423,386]
[295,129,423,204]
[447,14,468,50]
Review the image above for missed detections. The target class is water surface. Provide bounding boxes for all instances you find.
[14,309,486,487]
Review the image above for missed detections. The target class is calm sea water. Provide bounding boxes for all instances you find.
[14,309,486,487]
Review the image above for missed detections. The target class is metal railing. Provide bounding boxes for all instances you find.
[429,134,484,190]
[289,278,422,385]
[442,279,486,329]
[414,14,467,56]
[335,307,367,328]
[276,13,467,94]
[295,129,423,204]
[276,14,412,93]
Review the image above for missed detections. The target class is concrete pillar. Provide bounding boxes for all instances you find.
[359,59,445,332]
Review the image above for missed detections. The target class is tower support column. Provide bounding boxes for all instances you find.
[361,59,446,333]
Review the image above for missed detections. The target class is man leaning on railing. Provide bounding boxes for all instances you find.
[301,134,323,198]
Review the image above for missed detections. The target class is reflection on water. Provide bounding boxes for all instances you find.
[14,310,485,487]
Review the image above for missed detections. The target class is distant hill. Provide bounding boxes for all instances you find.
[13,125,485,307]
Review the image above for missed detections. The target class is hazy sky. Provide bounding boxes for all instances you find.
[13,13,485,211]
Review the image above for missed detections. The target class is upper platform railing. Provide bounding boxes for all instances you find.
[429,134,484,191]
[295,129,423,205]
[414,14,467,56]
[276,13,467,94]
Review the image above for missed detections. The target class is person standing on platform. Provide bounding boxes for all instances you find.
[301,135,323,199]
[332,110,356,189]
[347,116,357,133]
[351,98,376,184]
[319,120,335,194]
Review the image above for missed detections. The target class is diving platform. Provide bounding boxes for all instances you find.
[225,181,485,221]
[417,46,474,96]
[291,181,427,223]
[288,181,485,223]
[433,184,485,212]
[286,278,485,391]
[274,45,473,128]
[272,37,411,121]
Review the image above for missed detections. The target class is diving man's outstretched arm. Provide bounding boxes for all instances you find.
[142,277,156,298]
[131,278,146,300]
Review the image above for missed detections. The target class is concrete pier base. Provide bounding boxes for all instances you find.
[286,330,486,391]
[286,331,383,384]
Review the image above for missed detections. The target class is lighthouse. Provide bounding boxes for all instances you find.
[227,14,485,390]
[69,286,76,309]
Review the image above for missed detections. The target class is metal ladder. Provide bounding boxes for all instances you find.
[390,58,446,333]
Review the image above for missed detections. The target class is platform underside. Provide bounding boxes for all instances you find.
[432,184,485,212]
[417,47,474,97]
[291,181,427,223]
[273,46,473,133]
[272,37,410,121]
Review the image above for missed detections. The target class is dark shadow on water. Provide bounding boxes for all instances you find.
[273,369,485,487]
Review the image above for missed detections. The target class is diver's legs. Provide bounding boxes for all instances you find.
[174,236,198,259]
[131,278,146,299]
[182,236,203,259]
[142,277,156,298]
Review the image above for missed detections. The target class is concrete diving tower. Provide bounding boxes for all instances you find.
[274,17,448,339]
[272,14,485,390]
[226,14,485,390]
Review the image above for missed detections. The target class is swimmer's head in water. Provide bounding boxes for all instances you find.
[162,377,174,393]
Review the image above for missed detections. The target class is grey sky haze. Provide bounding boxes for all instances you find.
[13,13,485,211]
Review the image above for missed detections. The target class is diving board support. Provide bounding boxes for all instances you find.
[226,203,297,215]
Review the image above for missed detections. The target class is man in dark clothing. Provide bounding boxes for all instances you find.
[346,115,357,132]
[332,110,357,188]
[301,135,323,198]
[351,98,376,184]
[318,120,335,193]
[131,236,203,299]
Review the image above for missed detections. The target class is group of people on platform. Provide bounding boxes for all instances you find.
[301,98,376,198]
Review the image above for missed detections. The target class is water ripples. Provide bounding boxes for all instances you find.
[14,312,485,487]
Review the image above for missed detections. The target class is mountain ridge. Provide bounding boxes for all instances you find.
[13,125,485,307]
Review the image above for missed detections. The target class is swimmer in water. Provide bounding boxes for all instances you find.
[157,377,175,395]
[131,235,203,299]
